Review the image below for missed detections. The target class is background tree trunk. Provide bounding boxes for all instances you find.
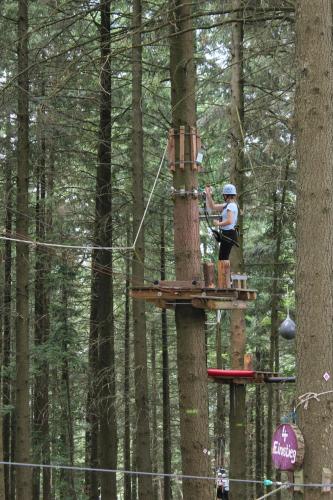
[96,1,118,497]
[160,208,172,500]
[33,91,51,500]
[124,228,131,500]
[295,1,333,499]
[229,2,246,498]
[3,115,13,500]
[131,0,153,498]
[15,0,32,497]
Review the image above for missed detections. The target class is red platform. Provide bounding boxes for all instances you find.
[207,368,278,384]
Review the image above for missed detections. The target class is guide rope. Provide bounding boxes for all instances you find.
[295,390,333,410]
[0,144,167,253]
[255,484,289,500]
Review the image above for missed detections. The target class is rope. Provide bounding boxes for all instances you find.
[0,144,167,253]
[295,390,333,410]
[255,484,289,500]
[0,235,132,252]
[132,144,167,249]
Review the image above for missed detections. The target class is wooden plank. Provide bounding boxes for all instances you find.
[168,128,175,171]
[237,290,257,300]
[192,298,248,310]
[196,134,202,172]
[146,299,174,310]
[190,126,197,170]
[231,274,248,280]
[155,280,204,288]
[179,125,185,169]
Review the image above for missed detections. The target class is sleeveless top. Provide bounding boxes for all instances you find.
[221,202,238,230]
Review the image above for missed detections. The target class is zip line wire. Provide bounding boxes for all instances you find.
[0,144,167,253]
[0,461,332,492]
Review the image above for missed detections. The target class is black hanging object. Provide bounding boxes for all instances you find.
[278,314,296,340]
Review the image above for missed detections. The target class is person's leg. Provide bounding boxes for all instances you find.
[218,230,237,260]
[219,240,233,260]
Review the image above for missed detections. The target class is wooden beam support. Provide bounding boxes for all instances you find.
[192,298,247,310]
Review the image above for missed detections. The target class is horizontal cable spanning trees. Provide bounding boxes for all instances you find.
[0,0,306,498]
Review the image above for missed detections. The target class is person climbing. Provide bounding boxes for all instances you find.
[205,184,238,260]
[216,471,229,499]
[221,472,229,499]
[216,472,224,499]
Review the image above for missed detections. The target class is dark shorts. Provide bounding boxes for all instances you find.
[218,229,238,260]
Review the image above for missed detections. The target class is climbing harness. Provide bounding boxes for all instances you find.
[202,194,239,247]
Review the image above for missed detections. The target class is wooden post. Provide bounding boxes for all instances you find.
[179,126,185,169]
[190,126,197,170]
[244,353,253,370]
[217,260,231,288]
[203,262,215,288]
[168,129,175,171]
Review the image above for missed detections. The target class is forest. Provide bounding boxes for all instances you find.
[0,0,333,499]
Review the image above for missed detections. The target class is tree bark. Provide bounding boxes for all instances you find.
[295,2,333,499]
[3,115,13,500]
[32,88,51,500]
[215,317,226,468]
[160,208,172,500]
[131,0,153,498]
[229,2,246,498]
[96,1,118,497]
[255,352,264,498]
[15,0,32,497]
[150,326,159,500]
[169,1,212,498]
[124,228,131,500]
[59,279,77,500]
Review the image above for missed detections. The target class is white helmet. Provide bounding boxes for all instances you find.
[222,183,237,195]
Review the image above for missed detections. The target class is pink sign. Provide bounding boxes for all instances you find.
[271,424,304,471]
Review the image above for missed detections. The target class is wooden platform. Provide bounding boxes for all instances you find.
[131,280,257,310]
[207,369,293,385]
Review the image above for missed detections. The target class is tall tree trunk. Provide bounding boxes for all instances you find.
[131,0,153,498]
[16,0,32,497]
[3,115,13,500]
[124,228,131,500]
[295,2,333,499]
[86,277,99,500]
[229,2,246,498]
[266,159,289,483]
[255,351,264,498]
[33,92,51,500]
[215,316,226,468]
[150,327,159,500]
[96,1,118,498]
[57,276,77,500]
[160,209,172,500]
[169,1,212,498]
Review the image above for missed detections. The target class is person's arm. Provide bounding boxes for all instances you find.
[205,186,224,211]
